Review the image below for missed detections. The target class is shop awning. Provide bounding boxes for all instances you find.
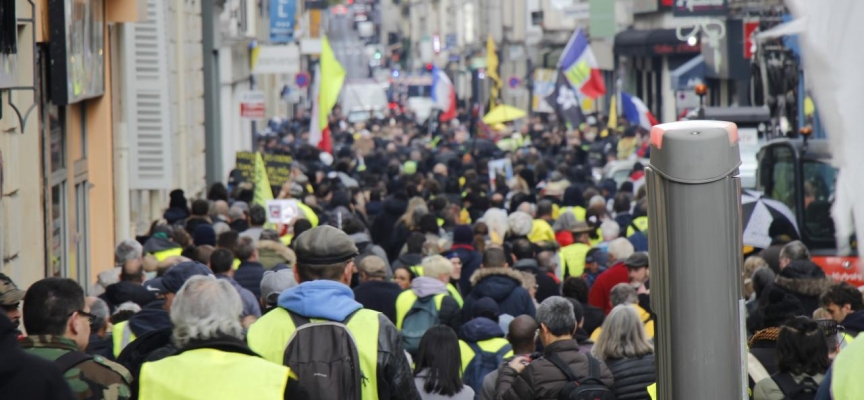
[670,55,706,90]
[615,29,702,57]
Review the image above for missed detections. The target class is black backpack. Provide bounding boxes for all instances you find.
[283,311,364,400]
[545,353,616,400]
[772,372,819,400]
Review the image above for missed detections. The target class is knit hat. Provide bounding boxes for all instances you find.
[453,225,474,245]
[293,225,359,266]
[473,297,500,321]
[762,288,806,328]
[193,225,217,246]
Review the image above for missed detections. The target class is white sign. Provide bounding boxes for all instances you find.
[239,91,266,120]
[738,128,759,147]
[488,159,514,192]
[252,45,300,75]
[300,38,322,55]
[266,199,300,224]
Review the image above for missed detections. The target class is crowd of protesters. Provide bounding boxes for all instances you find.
[0,106,863,400]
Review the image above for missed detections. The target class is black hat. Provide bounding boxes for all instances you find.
[624,252,649,268]
[145,262,212,294]
[762,288,806,328]
[294,225,359,266]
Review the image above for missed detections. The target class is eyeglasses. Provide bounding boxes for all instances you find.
[71,310,97,326]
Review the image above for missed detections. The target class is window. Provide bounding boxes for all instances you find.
[74,180,90,285]
[770,146,796,214]
[802,161,837,242]
[50,184,67,277]
[50,105,65,173]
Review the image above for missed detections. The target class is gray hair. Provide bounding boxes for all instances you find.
[536,296,576,336]
[86,297,110,332]
[114,239,143,265]
[228,206,246,221]
[170,275,244,349]
[114,301,142,314]
[607,238,635,262]
[610,283,638,306]
[592,305,654,360]
[421,255,453,278]
[780,240,810,262]
[601,220,620,241]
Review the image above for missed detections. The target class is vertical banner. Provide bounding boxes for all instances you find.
[270,0,296,43]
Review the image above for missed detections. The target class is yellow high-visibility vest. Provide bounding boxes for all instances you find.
[247,307,381,400]
[152,247,183,262]
[627,216,649,238]
[446,283,464,308]
[459,338,513,373]
[560,206,587,222]
[528,219,556,244]
[298,203,319,227]
[558,242,591,280]
[139,348,291,400]
[112,320,137,358]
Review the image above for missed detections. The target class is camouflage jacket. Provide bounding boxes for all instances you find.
[19,335,132,400]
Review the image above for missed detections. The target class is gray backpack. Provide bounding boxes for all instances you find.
[401,295,442,356]
[284,311,364,400]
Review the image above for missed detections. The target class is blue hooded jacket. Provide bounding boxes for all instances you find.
[277,280,362,321]
[459,317,505,343]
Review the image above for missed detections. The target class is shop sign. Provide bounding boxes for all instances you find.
[673,0,728,17]
[252,44,300,75]
[270,0,296,43]
[48,0,106,105]
[652,42,701,56]
[743,20,760,59]
[239,91,266,119]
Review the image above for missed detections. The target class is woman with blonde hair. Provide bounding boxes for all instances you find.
[592,305,656,400]
[388,197,429,261]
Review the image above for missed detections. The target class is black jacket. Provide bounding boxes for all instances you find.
[353,280,403,323]
[841,310,864,336]
[581,301,605,337]
[496,339,614,400]
[86,333,114,361]
[605,354,656,400]
[513,259,560,303]
[771,260,834,316]
[100,281,156,311]
[234,261,266,299]
[464,268,537,320]
[128,301,172,337]
[0,314,75,400]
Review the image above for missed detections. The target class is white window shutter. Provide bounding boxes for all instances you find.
[122,0,173,190]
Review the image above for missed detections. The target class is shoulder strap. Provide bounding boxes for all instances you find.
[772,372,802,398]
[586,354,599,379]
[629,220,641,233]
[54,351,94,373]
[288,308,362,327]
[545,353,578,383]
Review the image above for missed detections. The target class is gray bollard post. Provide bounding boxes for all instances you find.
[646,121,746,400]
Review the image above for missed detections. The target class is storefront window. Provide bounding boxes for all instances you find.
[51,183,67,277]
[50,105,65,172]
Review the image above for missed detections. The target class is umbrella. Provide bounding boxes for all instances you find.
[482,104,527,124]
[741,189,800,248]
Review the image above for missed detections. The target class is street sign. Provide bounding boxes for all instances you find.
[295,72,310,88]
[270,0,296,43]
[240,91,266,120]
[252,45,300,74]
[508,76,520,89]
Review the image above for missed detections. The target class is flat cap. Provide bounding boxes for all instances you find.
[0,273,25,306]
[624,252,649,268]
[294,225,358,265]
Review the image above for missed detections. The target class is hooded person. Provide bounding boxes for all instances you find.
[395,255,463,355]
[770,260,833,316]
[143,225,183,265]
[256,230,297,270]
[163,189,189,225]
[458,297,514,397]
[463,248,536,322]
[451,225,483,296]
[246,225,421,400]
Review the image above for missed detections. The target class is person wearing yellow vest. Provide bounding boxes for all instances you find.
[528,201,557,244]
[830,320,864,399]
[137,275,296,399]
[626,215,649,238]
[443,251,466,308]
[395,256,463,350]
[246,226,421,400]
[142,225,183,265]
[589,284,654,342]
[558,222,594,281]
[458,297,514,396]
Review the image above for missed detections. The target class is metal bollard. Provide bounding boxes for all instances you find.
[647,121,746,400]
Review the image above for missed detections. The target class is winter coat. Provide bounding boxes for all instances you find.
[464,268,537,321]
[216,274,262,318]
[371,197,408,249]
[754,373,825,400]
[580,301,605,337]
[163,207,188,225]
[459,316,506,344]
[234,261,266,299]
[354,280,403,323]
[257,240,296,269]
[414,369,475,400]
[184,216,212,236]
[142,236,181,256]
[410,277,463,333]
[388,221,414,263]
[1,316,77,400]
[100,281,157,311]
[605,354,656,400]
[496,339,614,400]
[588,262,631,315]
[841,310,864,337]
[230,219,249,233]
[771,260,834,316]
[127,301,173,337]
[513,259,560,303]
[451,245,483,295]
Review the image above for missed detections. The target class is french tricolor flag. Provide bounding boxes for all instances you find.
[621,91,659,130]
[431,65,457,122]
[559,28,606,99]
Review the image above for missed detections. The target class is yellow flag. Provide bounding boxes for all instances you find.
[486,34,501,101]
[253,152,274,208]
[319,35,346,129]
[608,94,618,129]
